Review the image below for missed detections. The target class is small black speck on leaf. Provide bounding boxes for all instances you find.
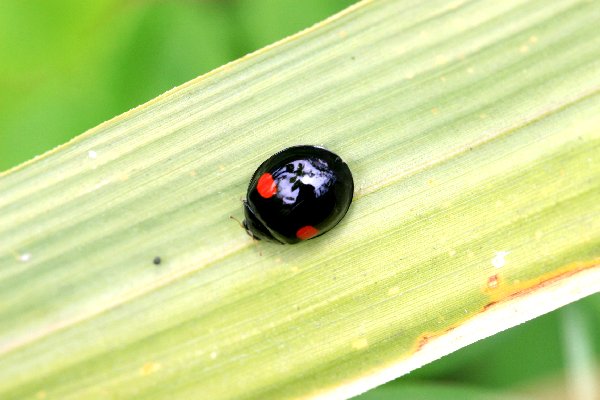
[153,256,161,265]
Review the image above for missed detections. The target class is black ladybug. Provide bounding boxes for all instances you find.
[243,145,354,244]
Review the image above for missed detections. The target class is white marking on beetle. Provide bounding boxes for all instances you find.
[491,251,510,269]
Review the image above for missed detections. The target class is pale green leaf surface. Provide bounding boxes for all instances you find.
[1,0,599,399]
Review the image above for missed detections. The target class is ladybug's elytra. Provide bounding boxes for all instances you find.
[243,145,354,244]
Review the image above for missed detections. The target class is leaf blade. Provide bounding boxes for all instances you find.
[1,0,599,399]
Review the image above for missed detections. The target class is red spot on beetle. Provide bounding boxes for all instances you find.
[257,173,277,198]
[296,225,319,240]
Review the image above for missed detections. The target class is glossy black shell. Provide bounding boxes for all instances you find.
[243,145,354,244]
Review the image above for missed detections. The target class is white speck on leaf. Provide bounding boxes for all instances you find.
[435,54,448,65]
[88,150,97,159]
[387,286,400,296]
[492,251,510,269]
[19,253,31,262]
[94,179,110,190]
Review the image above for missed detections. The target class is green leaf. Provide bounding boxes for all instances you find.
[1,0,599,399]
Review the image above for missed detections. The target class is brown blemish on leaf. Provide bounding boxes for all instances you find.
[415,325,457,352]
[485,258,600,305]
[487,274,500,289]
[412,258,599,353]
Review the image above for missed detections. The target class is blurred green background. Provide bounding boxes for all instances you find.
[0,0,355,171]
[0,1,598,398]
